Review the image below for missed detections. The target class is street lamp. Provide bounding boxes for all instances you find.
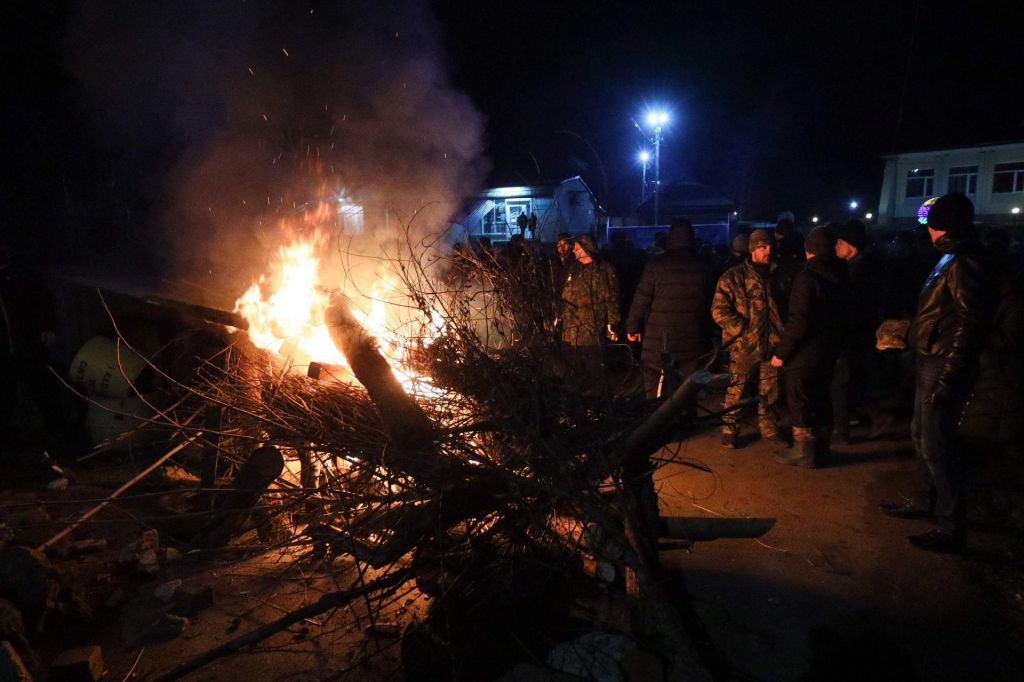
[865,212,873,220]
[849,200,859,211]
[638,150,651,203]
[812,216,819,224]
[636,108,670,226]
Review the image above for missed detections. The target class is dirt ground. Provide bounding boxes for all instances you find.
[655,420,1024,681]
[6,413,1024,681]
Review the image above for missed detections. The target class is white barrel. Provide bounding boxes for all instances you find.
[84,395,156,449]
[69,336,148,398]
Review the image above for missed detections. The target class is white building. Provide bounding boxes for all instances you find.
[878,141,1024,227]
[454,176,601,243]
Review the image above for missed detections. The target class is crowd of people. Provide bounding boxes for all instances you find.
[443,191,1024,554]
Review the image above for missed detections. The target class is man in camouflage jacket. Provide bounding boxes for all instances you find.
[560,235,620,347]
[712,229,786,447]
[559,235,620,389]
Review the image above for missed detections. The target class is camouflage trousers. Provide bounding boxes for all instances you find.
[721,353,780,436]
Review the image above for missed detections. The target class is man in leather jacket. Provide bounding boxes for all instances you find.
[881,192,994,552]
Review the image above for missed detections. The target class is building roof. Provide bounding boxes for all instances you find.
[477,175,596,201]
[882,139,1024,159]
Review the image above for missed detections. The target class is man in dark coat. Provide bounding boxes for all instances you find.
[880,193,995,553]
[830,220,883,441]
[772,217,805,312]
[516,210,528,237]
[626,219,716,399]
[770,226,848,467]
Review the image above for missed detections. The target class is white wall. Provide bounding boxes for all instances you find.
[879,142,1024,224]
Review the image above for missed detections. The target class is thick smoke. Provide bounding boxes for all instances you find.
[66,0,487,308]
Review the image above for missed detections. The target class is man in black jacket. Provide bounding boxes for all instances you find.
[627,219,716,399]
[831,220,883,441]
[881,193,994,552]
[770,226,848,467]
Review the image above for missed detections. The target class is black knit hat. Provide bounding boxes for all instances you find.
[837,220,868,251]
[804,225,836,257]
[926,193,974,235]
[666,219,694,249]
[574,234,598,255]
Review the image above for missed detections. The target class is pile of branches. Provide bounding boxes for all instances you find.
[146,239,715,681]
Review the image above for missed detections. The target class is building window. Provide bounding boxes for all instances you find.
[505,200,531,231]
[993,162,1024,193]
[905,168,934,198]
[947,165,978,195]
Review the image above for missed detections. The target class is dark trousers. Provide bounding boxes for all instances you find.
[783,357,835,430]
[910,356,967,536]
[641,352,699,400]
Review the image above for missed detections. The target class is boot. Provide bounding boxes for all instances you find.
[775,440,816,468]
[776,430,816,468]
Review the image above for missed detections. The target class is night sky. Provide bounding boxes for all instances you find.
[432,0,1024,217]
[2,0,1023,277]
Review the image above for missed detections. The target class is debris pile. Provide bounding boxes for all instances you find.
[2,242,742,681]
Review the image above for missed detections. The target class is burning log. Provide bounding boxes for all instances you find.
[324,293,435,455]
[192,445,284,548]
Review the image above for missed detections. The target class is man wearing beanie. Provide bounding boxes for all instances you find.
[770,225,848,467]
[727,232,749,269]
[712,228,787,448]
[881,192,994,552]
[831,220,883,441]
[627,218,716,399]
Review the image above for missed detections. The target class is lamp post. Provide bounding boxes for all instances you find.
[638,150,651,204]
[646,110,669,226]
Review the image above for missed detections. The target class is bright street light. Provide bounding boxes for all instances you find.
[1012,207,1021,215]
[639,108,671,225]
[812,216,819,224]
[849,200,859,210]
[865,212,873,220]
[646,111,669,126]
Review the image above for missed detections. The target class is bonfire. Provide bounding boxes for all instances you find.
[83,222,726,681]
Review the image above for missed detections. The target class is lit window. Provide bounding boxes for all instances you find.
[993,162,1024,193]
[905,168,934,198]
[947,165,978,195]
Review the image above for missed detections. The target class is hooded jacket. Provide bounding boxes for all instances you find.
[560,259,620,347]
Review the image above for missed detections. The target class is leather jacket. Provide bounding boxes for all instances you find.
[907,232,993,394]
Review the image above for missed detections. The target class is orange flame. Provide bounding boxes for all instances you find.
[234,228,444,393]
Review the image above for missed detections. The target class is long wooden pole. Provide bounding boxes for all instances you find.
[37,434,202,551]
